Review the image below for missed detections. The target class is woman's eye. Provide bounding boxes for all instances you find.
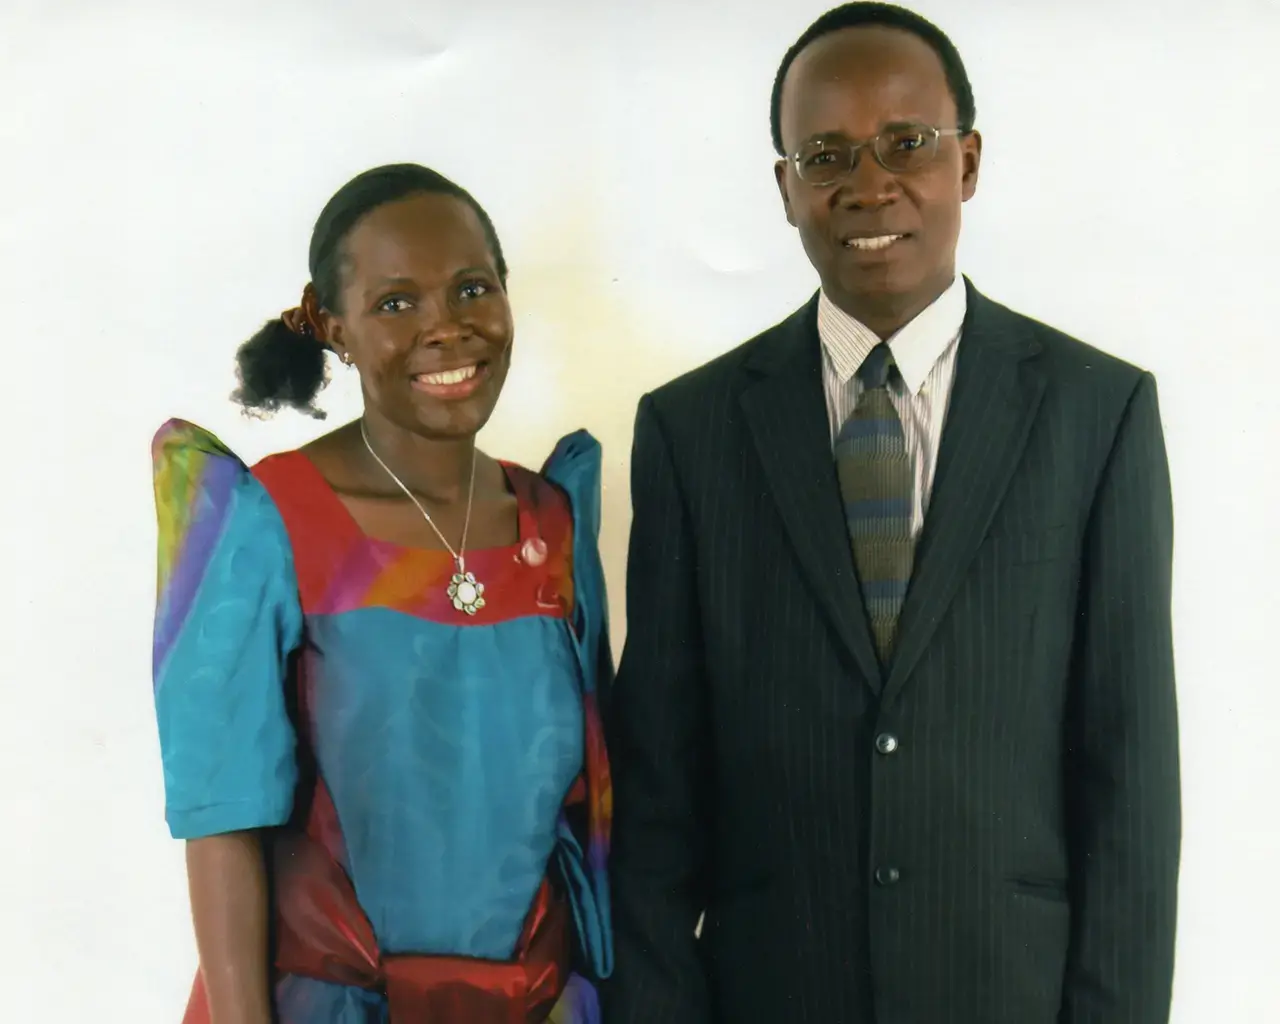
[459,281,490,300]
[378,297,413,313]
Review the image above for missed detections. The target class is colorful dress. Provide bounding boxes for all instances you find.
[150,419,613,1023]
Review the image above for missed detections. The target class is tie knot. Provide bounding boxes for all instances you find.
[857,344,896,390]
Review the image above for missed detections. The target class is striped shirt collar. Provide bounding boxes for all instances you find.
[816,274,967,395]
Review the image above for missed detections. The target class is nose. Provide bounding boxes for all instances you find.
[415,295,470,346]
[832,145,899,211]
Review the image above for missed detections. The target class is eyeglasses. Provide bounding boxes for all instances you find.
[788,124,967,186]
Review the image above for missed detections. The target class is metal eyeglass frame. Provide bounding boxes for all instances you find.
[788,125,968,185]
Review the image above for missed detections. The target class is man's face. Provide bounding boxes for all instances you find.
[775,26,981,333]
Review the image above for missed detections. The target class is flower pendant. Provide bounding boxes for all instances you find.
[448,570,486,616]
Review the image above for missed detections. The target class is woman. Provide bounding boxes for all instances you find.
[150,163,612,1023]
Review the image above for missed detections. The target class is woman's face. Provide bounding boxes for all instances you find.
[322,192,513,442]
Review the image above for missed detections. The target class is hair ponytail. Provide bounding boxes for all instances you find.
[231,317,330,419]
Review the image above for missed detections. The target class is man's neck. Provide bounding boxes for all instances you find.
[825,276,955,341]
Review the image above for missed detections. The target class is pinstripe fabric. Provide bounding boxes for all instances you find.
[818,279,964,535]
[604,280,1180,1024]
[837,345,916,662]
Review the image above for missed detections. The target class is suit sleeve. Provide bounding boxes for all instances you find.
[1061,372,1181,1023]
[602,393,712,1024]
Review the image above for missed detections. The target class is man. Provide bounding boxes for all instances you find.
[603,4,1180,1024]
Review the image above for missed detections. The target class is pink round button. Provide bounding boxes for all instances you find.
[521,537,548,566]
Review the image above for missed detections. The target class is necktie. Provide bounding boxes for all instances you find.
[835,343,916,664]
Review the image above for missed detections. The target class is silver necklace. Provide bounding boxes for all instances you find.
[359,420,487,616]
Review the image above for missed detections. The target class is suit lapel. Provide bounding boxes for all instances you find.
[739,297,885,693]
[882,283,1047,705]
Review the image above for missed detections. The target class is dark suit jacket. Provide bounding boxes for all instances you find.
[603,281,1180,1024]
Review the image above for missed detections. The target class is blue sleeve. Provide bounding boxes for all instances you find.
[151,419,303,840]
[544,429,615,981]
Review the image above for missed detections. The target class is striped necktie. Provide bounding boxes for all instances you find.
[835,343,916,664]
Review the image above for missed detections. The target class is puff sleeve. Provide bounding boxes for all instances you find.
[151,419,303,840]
[543,429,614,982]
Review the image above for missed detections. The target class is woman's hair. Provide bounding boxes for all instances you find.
[231,163,509,418]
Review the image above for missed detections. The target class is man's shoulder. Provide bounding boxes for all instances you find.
[978,289,1149,375]
[973,288,1153,392]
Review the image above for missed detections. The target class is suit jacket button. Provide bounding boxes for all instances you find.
[875,866,901,886]
[875,732,899,754]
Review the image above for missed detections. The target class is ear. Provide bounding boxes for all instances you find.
[774,159,798,227]
[960,130,982,202]
[317,308,350,364]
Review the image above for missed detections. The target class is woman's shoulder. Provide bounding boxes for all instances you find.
[151,418,303,687]
[151,416,320,495]
[151,416,316,473]
[151,416,239,465]
[151,417,260,518]
[541,428,602,478]
[150,417,296,573]
[498,429,602,533]
[539,429,603,541]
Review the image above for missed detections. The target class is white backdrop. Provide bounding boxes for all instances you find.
[2,1,1277,1019]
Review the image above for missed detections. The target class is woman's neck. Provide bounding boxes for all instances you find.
[356,413,477,504]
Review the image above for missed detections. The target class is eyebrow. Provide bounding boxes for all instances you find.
[802,119,932,143]
[363,267,495,293]
[366,277,417,292]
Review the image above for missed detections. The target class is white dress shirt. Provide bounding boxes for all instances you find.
[817,275,967,536]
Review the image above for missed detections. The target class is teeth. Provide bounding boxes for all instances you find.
[418,365,478,385]
[844,234,903,251]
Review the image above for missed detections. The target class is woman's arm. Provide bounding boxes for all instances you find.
[186,832,272,1024]
[151,422,305,1021]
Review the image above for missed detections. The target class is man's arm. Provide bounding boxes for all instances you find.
[1062,371,1181,1023]
[602,393,712,1024]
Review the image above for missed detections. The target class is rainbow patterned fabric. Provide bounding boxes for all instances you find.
[151,418,613,1022]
